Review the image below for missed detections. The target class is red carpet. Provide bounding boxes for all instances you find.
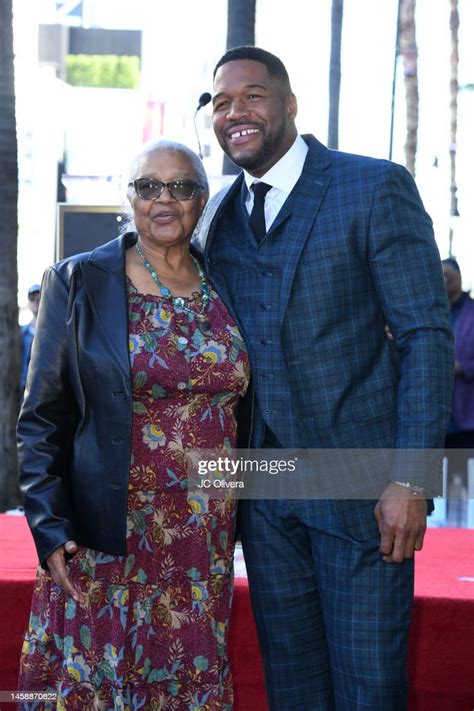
[1,515,473,710]
[408,528,474,711]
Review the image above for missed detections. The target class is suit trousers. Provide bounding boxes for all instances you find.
[239,497,414,711]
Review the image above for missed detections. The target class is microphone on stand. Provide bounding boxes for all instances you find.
[194,92,212,159]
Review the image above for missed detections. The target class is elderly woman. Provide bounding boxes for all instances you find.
[18,141,249,709]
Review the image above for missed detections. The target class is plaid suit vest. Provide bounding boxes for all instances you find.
[209,186,300,447]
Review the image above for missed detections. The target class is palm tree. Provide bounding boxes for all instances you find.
[448,0,459,255]
[399,0,419,176]
[222,0,256,175]
[226,0,256,50]
[328,0,344,149]
[0,0,21,510]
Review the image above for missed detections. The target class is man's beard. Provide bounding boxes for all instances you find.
[223,122,286,172]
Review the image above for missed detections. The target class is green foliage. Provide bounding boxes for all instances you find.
[132,401,147,415]
[194,655,209,672]
[136,568,147,583]
[65,597,76,619]
[133,371,147,388]
[124,553,135,577]
[135,644,143,665]
[66,54,140,88]
[152,383,167,399]
[80,624,92,650]
[219,530,228,550]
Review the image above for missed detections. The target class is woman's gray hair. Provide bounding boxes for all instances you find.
[121,140,209,234]
[127,140,209,197]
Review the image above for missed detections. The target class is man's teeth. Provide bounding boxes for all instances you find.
[230,128,259,139]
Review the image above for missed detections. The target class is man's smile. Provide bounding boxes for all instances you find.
[226,126,261,144]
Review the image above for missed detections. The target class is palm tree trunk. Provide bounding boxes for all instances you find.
[328,0,344,149]
[0,0,21,510]
[448,0,459,254]
[226,0,256,50]
[223,0,256,175]
[399,0,419,176]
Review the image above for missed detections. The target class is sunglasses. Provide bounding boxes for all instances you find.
[130,178,202,201]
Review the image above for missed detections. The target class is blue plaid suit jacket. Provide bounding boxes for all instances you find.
[193,135,453,490]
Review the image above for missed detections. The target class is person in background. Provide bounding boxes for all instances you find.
[20,284,41,394]
[442,257,474,525]
[17,141,249,709]
[193,45,453,710]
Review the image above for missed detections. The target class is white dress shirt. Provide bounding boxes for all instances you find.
[243,135,309,231]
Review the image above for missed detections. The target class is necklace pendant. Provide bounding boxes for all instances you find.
[196,314,212,335]
[135,242,211,326]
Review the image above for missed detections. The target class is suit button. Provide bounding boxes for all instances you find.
[259,338,272,346]
[259,304,271,310]
[262,373,274,380]
[112,391,126,398]
[111,481,122,489]
[259,271,272,278]
[112,437,126,445]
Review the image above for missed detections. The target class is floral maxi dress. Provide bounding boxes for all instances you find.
[18,280,250,711]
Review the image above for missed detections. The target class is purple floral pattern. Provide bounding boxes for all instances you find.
[18,279,250,710]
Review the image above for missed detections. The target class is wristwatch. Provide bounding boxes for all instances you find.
[391,480,431,496]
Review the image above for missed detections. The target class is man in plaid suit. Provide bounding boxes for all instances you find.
[193,46,453,710]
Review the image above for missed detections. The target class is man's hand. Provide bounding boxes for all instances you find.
[374,482,428,563]
[45,540,85,604]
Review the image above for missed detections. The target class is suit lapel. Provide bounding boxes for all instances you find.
[277,136,332,322]
[195,137,333,325]
[193,175,245,327]
[203,175,244,257]
[80,233,135,379]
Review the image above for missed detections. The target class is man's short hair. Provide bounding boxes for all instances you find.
[442,257,461,274]
[213,46,291,92]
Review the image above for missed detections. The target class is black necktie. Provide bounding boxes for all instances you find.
[249,182,272,243]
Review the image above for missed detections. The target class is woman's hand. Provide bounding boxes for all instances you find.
[46,540,85,604]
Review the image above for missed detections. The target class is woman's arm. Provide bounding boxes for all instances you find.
[18,266,78,569]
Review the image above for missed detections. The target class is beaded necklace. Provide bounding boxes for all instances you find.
[135,240,211,330]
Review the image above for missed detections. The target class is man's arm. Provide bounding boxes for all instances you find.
[374,483,427,562]
[367,161,454,561]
